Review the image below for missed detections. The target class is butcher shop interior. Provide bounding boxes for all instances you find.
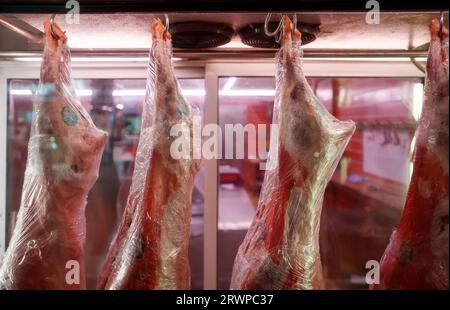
[0,1,448,291]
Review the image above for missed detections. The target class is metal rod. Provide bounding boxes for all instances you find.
[164,13,170,33]
[175,48,429,58]
[50,13,58,39]
[0,14,44,43]
[410,56,426,73]
[292,13,297,38]
[264,13,284,37]
[439,11,445,40]
[0,49,429,59]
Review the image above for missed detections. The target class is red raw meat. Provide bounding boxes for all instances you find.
[97,19,200,290]
[374,19,449,290]
[0,17,108,289]
[230,17,355,290]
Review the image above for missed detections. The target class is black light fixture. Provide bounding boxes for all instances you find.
[169,21,234,49]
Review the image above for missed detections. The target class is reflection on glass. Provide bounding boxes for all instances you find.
[6,78,205,289]
[217,76,422,289]
[217,77,275,289]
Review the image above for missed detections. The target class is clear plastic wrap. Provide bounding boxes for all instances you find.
[230,18,355,290]
[374,19,449,290]
[96,19,201,290]
[0,18,108,289]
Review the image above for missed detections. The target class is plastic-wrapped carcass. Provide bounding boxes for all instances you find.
[230,17,355,290]
[97,19,200,290]
[374,19,449,290]
[0,18,108,289]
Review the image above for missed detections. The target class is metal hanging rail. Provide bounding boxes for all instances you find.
[0,14,43,43]
[173,49,429,59]
[0,49,428,61]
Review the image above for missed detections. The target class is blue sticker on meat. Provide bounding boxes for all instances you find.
[61,106,78,126]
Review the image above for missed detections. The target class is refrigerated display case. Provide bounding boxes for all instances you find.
[0,2,447,290]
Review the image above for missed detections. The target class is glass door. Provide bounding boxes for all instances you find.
[4,75,206,289]
[214,72,422,289]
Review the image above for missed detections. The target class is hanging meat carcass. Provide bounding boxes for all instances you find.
[230,17,355,290]
[0,17,108,289]
[374,19,449,290]
[97,19,201,290]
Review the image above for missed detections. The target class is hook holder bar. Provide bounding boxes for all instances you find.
[264,13,283,37]
[264,12,298,43]
[0,14,44,43]
[164,13,170,33]
[438,11,445,40]
[49,13,67,40]
[50,13,57,38]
